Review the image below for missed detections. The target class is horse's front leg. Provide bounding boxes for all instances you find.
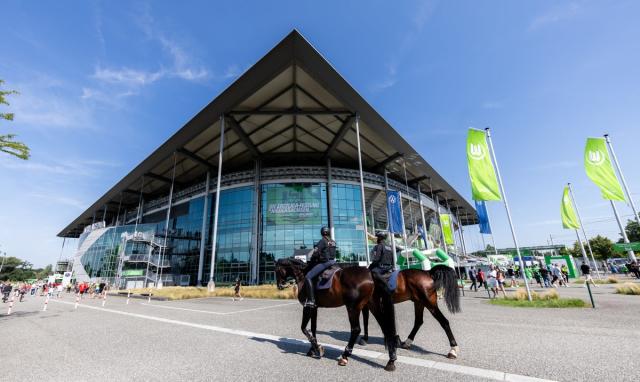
[310,307,324,357]
[338,306,361,366]
[301,306,320,357]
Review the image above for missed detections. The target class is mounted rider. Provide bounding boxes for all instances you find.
[369,231,395,293]
[302,226,337,308]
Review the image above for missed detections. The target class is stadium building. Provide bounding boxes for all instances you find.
[58,30,476,288]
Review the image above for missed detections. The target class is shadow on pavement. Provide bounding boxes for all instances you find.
[250,336,383,369]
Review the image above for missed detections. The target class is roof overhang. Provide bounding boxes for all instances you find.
[58,30,476,237]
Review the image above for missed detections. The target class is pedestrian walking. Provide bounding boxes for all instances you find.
[468,268,478,292]
[496,267,507,298]
[233,277,243,301]
[477,268,486,289]
[487,265,498,299]
[580,262,598,288]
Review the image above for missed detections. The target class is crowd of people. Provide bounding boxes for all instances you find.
[465,261,603,299]
[0,280,110,303]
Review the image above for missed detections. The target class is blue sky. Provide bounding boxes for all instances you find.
[2,1,640,266]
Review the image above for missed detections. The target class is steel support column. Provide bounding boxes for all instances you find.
[157,152,177,289]
[326,158,335,239]
[251,160,261,284]
[197,171,211,286]
[354,115,370,264]
[208,116,225,291]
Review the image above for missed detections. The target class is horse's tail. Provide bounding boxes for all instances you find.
[430,265,461,313]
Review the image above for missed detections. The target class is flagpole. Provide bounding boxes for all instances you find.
[605,134,640,222]
[610,200,637,262]
[567,183,601,279]
[485,127,532,301]
[604,134,640,235]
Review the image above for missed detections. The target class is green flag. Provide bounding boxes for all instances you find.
[440,213,454,245]
[467,129,502,201]
[584,138,625,201]
[561,186,580,229]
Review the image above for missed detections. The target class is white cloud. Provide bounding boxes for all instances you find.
[0,157,120,177]
[9,80,95,130]
[29,193,87,210]
[93,66,165,86]
[530,3,581,31]
[370,1,436,92]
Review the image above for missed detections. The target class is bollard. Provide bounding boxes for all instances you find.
[586,282,596,308]
[74,292,80,310]
[7,294,15,315]
[126,290,131,305]
[101,292,106,307]
[43,294,49,311]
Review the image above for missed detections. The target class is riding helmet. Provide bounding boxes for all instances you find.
[320,226,330,236]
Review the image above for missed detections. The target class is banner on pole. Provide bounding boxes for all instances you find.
[561,186,580,229]
[386,190,404,234]
[584,138,625,201]
[440,213,454,245]
[467,128,502,201]
[474,200,492,234]
[417,224,429,249]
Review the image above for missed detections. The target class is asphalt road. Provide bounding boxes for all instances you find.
[1,281,639,382]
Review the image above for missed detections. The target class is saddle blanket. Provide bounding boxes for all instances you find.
[316,266,340,290]
[386,270,400,292]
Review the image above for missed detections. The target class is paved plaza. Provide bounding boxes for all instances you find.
[1,282,638,382]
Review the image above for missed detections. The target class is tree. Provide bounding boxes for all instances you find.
[0,79,30,160]
[588,235,614,259]
[35,264,53,280]
[623,219,640,243]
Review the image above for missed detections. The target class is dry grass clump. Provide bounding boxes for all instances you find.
[615,283,640,295]
[572,276,619,285]
[121,285,296,300]
[507,288,558,301]
[491,288,585,308]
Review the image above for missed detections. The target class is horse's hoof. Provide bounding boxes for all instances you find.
[337,357,348,366]
[447,346,459,359]
[357,338,368,346]
[384,361,396,372]
[306,347,316,357]
[317,345,325,358]
[400,338,413,350]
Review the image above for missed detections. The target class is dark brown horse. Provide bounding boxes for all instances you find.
[361,265,461,359]
[275,258,398,371]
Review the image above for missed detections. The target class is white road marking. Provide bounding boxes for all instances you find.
[50,300,555,382]
[139,301,296,315]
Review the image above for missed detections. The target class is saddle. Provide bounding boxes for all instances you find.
[376,269,400,293]
[316,265,340,290]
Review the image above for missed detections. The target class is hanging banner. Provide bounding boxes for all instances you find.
[467,128,502,201]
[417,224,429,249]
[561,186,580,229]
[474,200,492,234]
[440,213,454,245]
[386,190,404,234]
[265,184,322,224]
[584,138,625,201]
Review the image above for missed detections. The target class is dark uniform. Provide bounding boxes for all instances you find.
[369,232,394,293]
[303,227,337,307]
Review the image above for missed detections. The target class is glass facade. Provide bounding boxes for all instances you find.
[79,223,157,279]
[259,183,328,283]
[206,186,255,284]
[75,176,445,287]
[330,183,367,263]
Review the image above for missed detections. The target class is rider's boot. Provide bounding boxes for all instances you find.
[303,278,316,308]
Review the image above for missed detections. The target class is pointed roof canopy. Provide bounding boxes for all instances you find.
[59,30,476,237]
